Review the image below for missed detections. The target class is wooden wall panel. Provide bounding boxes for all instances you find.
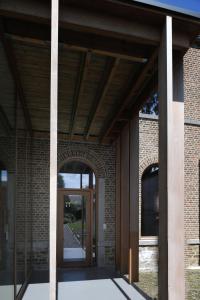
[120,123,130,274]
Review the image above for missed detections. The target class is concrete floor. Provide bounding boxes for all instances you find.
[23,268,147,300]
[23,279,146,300]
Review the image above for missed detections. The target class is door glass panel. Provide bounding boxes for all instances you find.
[58,173,81,189]
[63,194,87,261]
[82,174,89,189]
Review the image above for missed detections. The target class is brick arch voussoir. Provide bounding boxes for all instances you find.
[140,155,158,177]
[58,148,106,179]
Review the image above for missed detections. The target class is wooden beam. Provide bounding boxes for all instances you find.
[49,0,59,299]
[158,16,185,300]
[129,113,139,283]
[69,52,91,138]
[0,19,32,135]
[107,76,157,144]
[85,57,120,140]
[0,105,12,135]
[0,0,191,49]
[101,49,158,141]
[8,32,147,63]
[33,130,113,145]
[4,18,151,63]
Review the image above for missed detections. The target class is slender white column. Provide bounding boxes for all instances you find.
[159,16,185,300]
[129,113,139,283]
[50,0,59,299]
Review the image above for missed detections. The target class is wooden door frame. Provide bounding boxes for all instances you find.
[57,188,93,268]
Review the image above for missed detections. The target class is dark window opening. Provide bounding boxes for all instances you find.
[141,164,159,236]
[141,93,158,115]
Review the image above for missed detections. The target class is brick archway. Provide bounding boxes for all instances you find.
[58,148,106,179]
[140,155,158,177]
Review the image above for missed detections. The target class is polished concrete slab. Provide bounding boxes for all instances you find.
[23,279,146,300]
[23,283,49,300]
[0,284,22,299]
[24,268,147,300]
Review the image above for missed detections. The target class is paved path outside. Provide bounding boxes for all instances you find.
[63,224,80,248]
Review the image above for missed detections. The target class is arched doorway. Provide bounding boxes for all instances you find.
[141,164,159,237]
[57,160,96,267]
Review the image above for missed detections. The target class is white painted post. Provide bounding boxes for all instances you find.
[159,16,185,300]
[50,0,59,299]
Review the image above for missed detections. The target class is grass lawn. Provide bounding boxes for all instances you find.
[135,270,200,299]
[68,220,82,233]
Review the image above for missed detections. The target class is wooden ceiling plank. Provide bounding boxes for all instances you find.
[100,48,158,141]
[0,19,32,135]
[85,57,120,140]
[69,51,91,138]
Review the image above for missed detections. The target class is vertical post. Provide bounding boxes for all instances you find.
[97,178,105,266]
[159,16,185,300]
[115,137,121,271]
[129,113,139,283]
[50,0,59,299]
[120,124,130,274]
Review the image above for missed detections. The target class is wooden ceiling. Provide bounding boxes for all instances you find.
[0,0,198,144]
[11,37,150,141]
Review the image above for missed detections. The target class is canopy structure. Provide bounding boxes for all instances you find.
[0,1,199,300]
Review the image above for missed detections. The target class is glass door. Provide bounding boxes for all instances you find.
[57,190,92,267]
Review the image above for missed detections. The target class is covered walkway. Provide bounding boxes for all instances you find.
[0,1,199,300]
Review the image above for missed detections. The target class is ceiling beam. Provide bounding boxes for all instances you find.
[0,105,12,136]
[69,51,91,138]
[0,19,32,135]
[100,48,158,141]
[33,130,112,145]
[85,57,120,140]
[4,18,152,63]
[0,0,191,49]
[7,32,148,63]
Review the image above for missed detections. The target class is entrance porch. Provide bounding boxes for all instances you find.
[0,0,199,299]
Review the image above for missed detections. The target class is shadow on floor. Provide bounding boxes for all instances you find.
[30,267,121,284]
[28,267,152,300]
